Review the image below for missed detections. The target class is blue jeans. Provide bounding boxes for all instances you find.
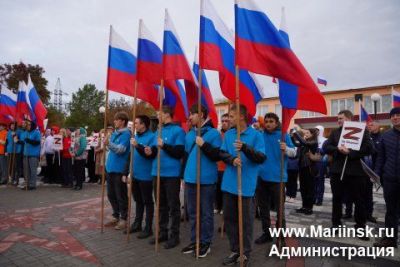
[24,156,39,188]
[186,183,215,244]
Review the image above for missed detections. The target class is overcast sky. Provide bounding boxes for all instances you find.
[1,0,399,105]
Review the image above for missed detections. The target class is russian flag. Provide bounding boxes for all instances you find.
[393,89,400,108]
[360,103,372,123]
[235,0,326,115]
[0,86,17,120]
[200,0,264,118]
[163,81,189,128]
[193,47,218,127]
[317,77,327,86]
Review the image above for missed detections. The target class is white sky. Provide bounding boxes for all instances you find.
[1,0,399,104]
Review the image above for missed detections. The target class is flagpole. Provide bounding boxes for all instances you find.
[155,79,164,252]
[235,65,244,267]
[195,64,202,259]
[126,79,138,243]
[277,134,285,251]
[100,25,112,234]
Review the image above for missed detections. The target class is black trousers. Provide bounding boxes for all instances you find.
[62,158,73,186]
[286,170,298,198]
[383,180,400,241]
[155,177,181,238]
[299,167,315,210]
[223,192,254,257]
[87,148,96,182]
[330,174,367,227]
[132,178,154,228]
[73,159,86,188]
[107,172,128,220]
[45,153,55,183]
[256,179,286,233]
[365,179,374,217]
[215,171,224,211]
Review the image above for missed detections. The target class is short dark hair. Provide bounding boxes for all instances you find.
[114,111,129,126]
[230,104,248,119]
[338,110,353,120]
[162,106,174,118]
[136,115,150,129]
[189,104,208,120]
[222,113,229,118]
[264,112,281,129]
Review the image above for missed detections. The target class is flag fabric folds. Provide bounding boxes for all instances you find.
[317,77,327,86]
[360,103,372,123]
[393,89,400,108]
[0,86,17,121]
[235,0,326,115]
[200,0,263,118]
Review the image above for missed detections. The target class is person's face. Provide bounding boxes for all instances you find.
[66,129,71,136]
[303,129,312,140]
[0,125,4,131]
[253,122,260,130]
[221,116,230,131]
[337,114,350,127]
[229,110,237,127]
[189,112,200,127]
[10,124,15,131]
[134,118,145,133]
[367,121,380,133]
[114,118,124,129]
[51,130,56,135]
[391,113,400,128]
[25,121,32,131]
[21,121,26,129]
[264,117,278,132]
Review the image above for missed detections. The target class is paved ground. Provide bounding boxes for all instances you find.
[0,178,399,267]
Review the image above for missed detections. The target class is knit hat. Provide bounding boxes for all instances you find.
[389,107,400,117]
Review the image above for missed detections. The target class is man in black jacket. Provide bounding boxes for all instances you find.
[323,110,373,239]
[374,107,400,248]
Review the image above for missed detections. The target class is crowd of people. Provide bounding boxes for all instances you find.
[0,104,399,266]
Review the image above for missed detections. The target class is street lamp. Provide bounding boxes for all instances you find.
[371,93,381,119]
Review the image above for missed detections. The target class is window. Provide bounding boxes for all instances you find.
[331,98,354,116]
[217,108,227,122]
[301,111,322,118]
[275,104,282,119]
[256,104,269,117]
[364,94,391,114]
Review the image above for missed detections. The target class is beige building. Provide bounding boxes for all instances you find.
[214,84,399,134]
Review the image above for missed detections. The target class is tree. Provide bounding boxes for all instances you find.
[0,62,50,104]
[107,98,156,126]
[47,106,66,128]
[65,84,105,132]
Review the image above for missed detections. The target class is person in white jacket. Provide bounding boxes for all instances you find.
[43,129,55,184]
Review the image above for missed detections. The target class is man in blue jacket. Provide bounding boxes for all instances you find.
[150,106,185,249]
[219,104,266,266]
[255,113,296,245]
[104,112,131,231]
[22,119,41,190]
[374,107,400,248]
[6,122,23,185]
[125,115,156,239]
[181,105,222,258]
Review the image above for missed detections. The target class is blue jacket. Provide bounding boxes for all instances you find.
[151,123,185,178]
[221,127,266,197]
[259,130,294,183]
[184,122,222,185]
[23,124,41,157]
[6,129,22,154]
[374,127,400,183]
[106,127,131,174]
[132,130,156,181]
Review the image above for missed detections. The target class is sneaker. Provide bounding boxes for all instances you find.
[114,219,127,230]
[255,232,272,244]
[181,243,196,254]
[222,252,240,266]
[214,209,219,214]
[104,217,119,227]
[367,216,377,223]
[303,209,313,215]
[198,243,211,258]
[137,228,153,239]
[295,207,306,213]
[373,238,398,248]
[123,221,142,234]
[315,201,322,206]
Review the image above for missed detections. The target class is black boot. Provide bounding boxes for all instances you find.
[138,225,153,239]
[123,220,142,234]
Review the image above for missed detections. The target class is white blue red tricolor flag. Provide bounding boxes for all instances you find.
[393,88,400,108]
[359,103,372,123]
[317,77,327,86]
[0,86,17,123]
[235,0,326,117]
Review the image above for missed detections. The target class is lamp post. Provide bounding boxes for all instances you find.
[371,93,381,120]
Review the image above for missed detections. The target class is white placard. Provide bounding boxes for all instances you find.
[53,134,63,150]
[338,121,366,151]
[86,137,93,150]
[91,133,99,147]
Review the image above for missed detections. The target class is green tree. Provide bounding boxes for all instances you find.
[65,84,105,132]
[0,62,50,104]
[47,106,66,128]
[107,98,156,126]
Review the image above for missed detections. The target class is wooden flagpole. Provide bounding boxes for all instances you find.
[235,65,244,267]
[195,65,202,259]
[100,25,112,234]
[155,79,164,252]
[277,134,285,250]
[126,79,138,242]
